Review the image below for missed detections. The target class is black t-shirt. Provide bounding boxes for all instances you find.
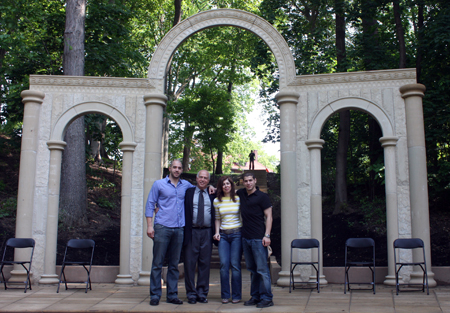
[237,187,272,239]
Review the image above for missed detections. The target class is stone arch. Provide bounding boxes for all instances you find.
[50,101,135,143]
[147,9,296,91]
[308,97,395,140]
[42,100,136,285]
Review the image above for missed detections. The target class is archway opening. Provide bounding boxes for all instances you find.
[56,114,124,266]
[162,24,282,261]
[320,110,388,267]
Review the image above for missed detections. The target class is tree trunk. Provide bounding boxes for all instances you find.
[333,0,350,214]
[59,0,88,227]
[416,0,424,82]
[216,150,223,174]
[182,122,193,172]
[161,0,183,169]
[334,110,350,214]
[368,117,383,200]
[393,0,406,68]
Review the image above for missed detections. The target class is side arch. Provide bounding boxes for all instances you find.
[148,9,296,91]
[308,97,395,139]
[50,101,135,143]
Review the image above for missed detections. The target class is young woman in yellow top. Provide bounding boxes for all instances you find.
[213,176,242,304]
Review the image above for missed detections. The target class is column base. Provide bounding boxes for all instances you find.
[410,270,436,287]
[309,275,328,285]
[115,274,134,285]
[39,274,59,284]
[8,269,32,283]
[276,270,294,287]
[137,271,150,286]
[383,275,397,286]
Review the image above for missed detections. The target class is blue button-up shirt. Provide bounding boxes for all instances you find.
[145,176,194,227]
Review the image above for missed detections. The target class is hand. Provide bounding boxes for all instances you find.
[147,226,155,239]
[208,186,217,194]
[213,233,220,241]
[262,237,271,247]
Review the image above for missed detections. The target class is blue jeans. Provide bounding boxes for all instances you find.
[242,238,273,302]
[150,224,184,301]
[218,231,242,300]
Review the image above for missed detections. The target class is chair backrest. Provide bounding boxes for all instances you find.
[67,239,95,249]
[6,238,35,249]
[291,238,320,249]
[393,238,424,249]
[345,238,375,248]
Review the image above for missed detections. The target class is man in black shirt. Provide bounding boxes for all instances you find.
[248,150,255,170]
[237,172,273,308]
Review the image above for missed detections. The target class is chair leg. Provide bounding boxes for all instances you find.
[57,264,65,293]
[289,267,293,293]
[1,265,7,290]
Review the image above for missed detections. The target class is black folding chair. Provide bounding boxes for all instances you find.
[0,238,35,293]
[393,238,429,295]
[289,238,320,293]
[344,238,375,294]
[57,239,95,293]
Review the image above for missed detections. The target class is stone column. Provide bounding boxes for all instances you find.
[275,90,299,286]
[138,94,166,285]
[400,84,436,286]
[115,142,137,284]
[10,90,45,282]
[39,140,66,284]
[379,136,399,285]
[305,139,327,284]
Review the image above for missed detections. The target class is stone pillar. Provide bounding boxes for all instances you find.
[379,136,399,285]
[10,90,45,282]
[39,140,66,284]
[138,94,166,285]
[305,139,328,284]
[115,142,137,284]
[275,90,299,286]
[400,84,436,286]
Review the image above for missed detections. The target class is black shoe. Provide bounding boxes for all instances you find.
[150,298,159,306]
[197,297,208,303]
[256,300,274,308]
[167,298,183,305]
[244,298,260,306]
[188,298,197,304]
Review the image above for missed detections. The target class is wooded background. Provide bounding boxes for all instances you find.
[1,0,449,228]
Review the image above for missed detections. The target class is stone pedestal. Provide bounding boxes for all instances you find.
[275,90,299,286]
[138,94,167,285]
[400,84,436,287]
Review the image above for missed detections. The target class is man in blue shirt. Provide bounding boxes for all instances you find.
[145,160,194,306]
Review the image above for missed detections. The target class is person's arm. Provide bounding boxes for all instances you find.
[145,182,159,239]
[214,219,221,241]
[262,207,273,247]
[146,217,154,239]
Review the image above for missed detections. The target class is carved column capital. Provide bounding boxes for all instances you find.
[119,142,137,152]
[379,136,399,147]
[305,139,325,150]
[21,90,45,104]
[399,84,426,99]
[46,140,67,151]
[275,90,300,105]
[143,93,167,107]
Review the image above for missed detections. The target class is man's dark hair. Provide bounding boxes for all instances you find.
[243,172,255,180]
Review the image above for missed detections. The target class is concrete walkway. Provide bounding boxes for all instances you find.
[1,269,449,313]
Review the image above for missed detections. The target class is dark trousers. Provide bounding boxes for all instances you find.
[184,228,213,300]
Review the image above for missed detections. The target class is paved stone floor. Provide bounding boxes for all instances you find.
[1,269,449,313]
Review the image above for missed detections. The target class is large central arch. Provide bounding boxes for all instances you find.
[147,9,296,91]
